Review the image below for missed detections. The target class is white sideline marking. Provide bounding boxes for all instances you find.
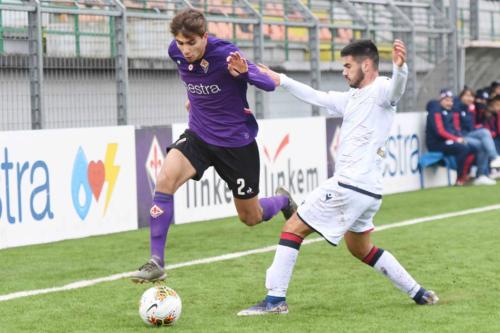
[1,204,499,302]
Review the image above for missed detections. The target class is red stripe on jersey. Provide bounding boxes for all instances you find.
[497,114,500,136]
[434,113,459,141]
[462,154,475,179]
[280,232,303,244]
[453,112,461,132]
[362,246,379,265]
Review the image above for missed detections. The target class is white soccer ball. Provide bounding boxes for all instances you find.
[139,285,182,326]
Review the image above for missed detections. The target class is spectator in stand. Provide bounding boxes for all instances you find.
[426,90,473,186]
[454,87,500,184]
[475,89,490,124]
[483,96,500,155]
[489,80,500,98]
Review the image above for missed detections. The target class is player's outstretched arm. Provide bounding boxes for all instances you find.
[258,63,346,116]
[226,51,275,91]
[386,39,409,106]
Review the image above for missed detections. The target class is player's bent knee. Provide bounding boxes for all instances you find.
[346,242,372,260]
[237,211,261,226]
[282,213,313,238]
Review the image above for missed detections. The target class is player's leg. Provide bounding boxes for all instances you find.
[464,136,490,179]
[238,181,344,316]
[495,137,500,155]
[434,141,471,185]
[213,141,295,226]
[344,231,438,305]
[237,212,314,316]
[233,188,296,226]
[131,131,209,283]
[467,128,500,164]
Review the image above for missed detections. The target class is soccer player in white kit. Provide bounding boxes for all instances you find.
[238,39,439,316]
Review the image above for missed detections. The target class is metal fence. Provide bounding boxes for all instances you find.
[0,0,498,131]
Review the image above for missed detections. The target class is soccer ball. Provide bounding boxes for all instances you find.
[139,285,182,326]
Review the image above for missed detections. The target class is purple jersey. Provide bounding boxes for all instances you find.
[168,36,275,147]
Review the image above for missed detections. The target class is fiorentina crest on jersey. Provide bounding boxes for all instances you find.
[150,205,164,218]
[200,59,209,73]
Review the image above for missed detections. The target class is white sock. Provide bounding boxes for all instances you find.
[365,247,421,298]
[265,233,303,297]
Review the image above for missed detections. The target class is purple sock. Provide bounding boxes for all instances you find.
[149,192,174,267]
[259,195,289,221]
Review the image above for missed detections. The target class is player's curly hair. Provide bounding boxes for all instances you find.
[170,9,207,37]
[341,40,379,70]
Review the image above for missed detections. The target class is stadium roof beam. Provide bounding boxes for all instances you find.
[185,0,260,24]
[0,0,36,11]
[294,0,321,116]
[112,0,129,125]
[386,0,417,112]
[117,0,188,20]
[38,0,122,16]
[28,0,44,129]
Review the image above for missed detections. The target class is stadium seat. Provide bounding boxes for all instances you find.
[418,152,457,188]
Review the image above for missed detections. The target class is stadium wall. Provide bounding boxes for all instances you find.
[0,113,452,248]
[0,126,138,249]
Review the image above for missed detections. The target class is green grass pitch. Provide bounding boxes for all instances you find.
[1,184,499,332]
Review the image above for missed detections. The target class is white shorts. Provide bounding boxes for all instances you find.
[297,179,382,246]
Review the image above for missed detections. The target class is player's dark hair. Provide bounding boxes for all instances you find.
[170,9,206,38]
[341,39,379,70]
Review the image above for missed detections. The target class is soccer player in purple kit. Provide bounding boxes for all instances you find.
[130,9,297,283]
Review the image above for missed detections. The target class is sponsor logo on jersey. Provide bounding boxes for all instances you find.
[150,205,164,218]
[324,193,333,201]
[200,59,209,73]
[377,147,386,158]
[185,83,222,95]
[188,64,194,71]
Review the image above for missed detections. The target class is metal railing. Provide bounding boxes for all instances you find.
[0,0,496,130]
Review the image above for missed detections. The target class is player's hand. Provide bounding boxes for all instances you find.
[185,100,190,112]
[457,137,465,144]
[392,39,406,68]
[227,51,248,77]
[256,63,280,87]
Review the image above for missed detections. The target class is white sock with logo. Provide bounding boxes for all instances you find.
[364,247,421,298]
[265,232,303,298]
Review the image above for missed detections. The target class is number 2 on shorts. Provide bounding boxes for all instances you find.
[237,178,246,195]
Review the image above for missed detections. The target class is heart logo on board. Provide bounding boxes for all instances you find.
[87,160,105,200]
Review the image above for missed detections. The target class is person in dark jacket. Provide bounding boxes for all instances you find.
[483,96,500,154]
[425,89,473,185]
[454,87,500,184]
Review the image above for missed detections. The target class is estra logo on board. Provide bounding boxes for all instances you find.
[0,147,54,224]
[71,144,120,220]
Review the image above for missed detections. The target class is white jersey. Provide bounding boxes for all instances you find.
[280,64,408,195]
